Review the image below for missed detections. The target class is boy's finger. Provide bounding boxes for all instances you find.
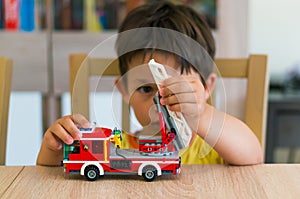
[50,124,74,145]
[44,131,63,151]
[166,103,181,112]
[160,76,191,86]
[58,118,81,140]
[167,103,201,114]
[161,93,197,105]
[160,83,195,97]
[71,114,90,128]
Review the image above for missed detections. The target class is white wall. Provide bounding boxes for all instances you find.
[6,92,43,165]
[217,0,300,76]
[249,0,300,77]
[217,0,249,57]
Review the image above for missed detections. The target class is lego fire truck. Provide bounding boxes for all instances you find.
[63,93,184,182]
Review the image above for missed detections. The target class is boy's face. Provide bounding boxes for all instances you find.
[116,52,201,128]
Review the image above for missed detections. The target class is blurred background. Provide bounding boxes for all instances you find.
[1,0,300,165]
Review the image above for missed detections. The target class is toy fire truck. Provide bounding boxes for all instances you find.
[63,93,185,182]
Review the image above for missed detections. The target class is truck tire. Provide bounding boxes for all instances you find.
[142,165,157,182]
[84,165,99,181]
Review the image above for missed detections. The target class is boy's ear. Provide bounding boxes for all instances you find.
[115,76,130,103]
[204,73,217,100]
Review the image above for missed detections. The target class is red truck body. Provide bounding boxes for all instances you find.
[63,127,181,181]
[64,93,183,181]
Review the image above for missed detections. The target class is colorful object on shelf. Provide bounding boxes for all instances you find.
[63,92,183,182]
[4,0,19,30]
[84,0,101,32]
[0,0,215,31]
[0,0,4,29]
[53,0,71,30]
[71,0,83,30]
[20,0,35,32]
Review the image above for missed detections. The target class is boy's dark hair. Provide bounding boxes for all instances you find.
[115,1,215,80]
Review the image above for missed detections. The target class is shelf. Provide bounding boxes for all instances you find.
[52,31,117,93]
[0,32,48,92]
[0,31,117,93]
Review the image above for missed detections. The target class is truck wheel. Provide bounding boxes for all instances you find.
[142,165,157,182]
[84,166,99,181]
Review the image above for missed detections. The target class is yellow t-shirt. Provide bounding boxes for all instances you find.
[121,133,224,164]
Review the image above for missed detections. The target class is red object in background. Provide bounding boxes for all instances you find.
[4,0,19,30]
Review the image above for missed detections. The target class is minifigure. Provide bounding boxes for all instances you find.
[111,128,122,148]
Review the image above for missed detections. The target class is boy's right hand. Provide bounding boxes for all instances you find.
[43,114,90,151]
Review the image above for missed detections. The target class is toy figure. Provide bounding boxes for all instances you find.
[111,128,122,148]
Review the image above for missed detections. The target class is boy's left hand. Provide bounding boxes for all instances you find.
[159,75,207,132]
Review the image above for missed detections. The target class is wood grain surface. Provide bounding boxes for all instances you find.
[1,165,300,198]
[0,166,24,195]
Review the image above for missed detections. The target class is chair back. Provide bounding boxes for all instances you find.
[69,54,268,152]
[69,54,129,131]
[0,57,13,165]
[214,54,268,151]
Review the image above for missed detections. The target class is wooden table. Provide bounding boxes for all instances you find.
[1,164,300,198]
[0,166,23,196]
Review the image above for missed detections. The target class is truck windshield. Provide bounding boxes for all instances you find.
[63,140,80,160]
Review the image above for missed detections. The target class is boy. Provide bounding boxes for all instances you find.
[37,2,263,166]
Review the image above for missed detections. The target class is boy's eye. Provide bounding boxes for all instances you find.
[137,86,155,94]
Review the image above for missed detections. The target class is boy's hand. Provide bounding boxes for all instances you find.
[159,76,207,132]
[43,114,90,151]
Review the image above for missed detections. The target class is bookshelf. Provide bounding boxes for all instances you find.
[0,0,219,92]
[0,0,220,128]
[0,1,121,92]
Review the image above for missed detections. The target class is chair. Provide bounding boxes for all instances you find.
[69,54,130,131]
[0,57,13,165]
[69,54,268,156]
[214,54,268,153]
